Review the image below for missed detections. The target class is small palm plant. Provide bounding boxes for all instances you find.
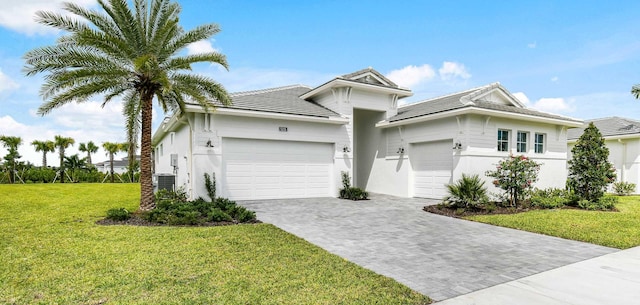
[444,174,489,209]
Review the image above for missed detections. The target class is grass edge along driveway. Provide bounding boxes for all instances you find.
[467,196,640,249]
[0,184,430,305]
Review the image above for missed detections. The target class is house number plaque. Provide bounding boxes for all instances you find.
[279,127,288,132]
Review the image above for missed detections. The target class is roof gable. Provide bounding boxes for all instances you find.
[340,67,399,88]
[388,83,579,125]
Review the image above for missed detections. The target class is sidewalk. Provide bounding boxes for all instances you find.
[437,246,640,304]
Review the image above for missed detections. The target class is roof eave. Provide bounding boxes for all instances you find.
[210,107,349,125]
[568,133,640,143]
[376,107,583,129]
[300,78,413,100]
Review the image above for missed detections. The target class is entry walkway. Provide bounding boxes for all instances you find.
[240,194,616,301]
[438,246,640,304]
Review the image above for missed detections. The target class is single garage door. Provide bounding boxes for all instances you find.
[222,138,333,200]
[411,140,453,199]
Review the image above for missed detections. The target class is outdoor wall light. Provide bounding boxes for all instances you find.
[205,139,214,147]
[453,141,462,150]
[342,145,351,153]
[397,147,405,154]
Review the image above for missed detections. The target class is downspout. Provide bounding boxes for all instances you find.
[186,113,195,199]
[618,139,626,182]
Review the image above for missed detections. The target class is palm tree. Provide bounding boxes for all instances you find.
[78,141,99,166]
[102,142,127,183]
[632,84,640,99]
[25,0,231,210]
[63,154,87,183]
[54,135,75,183]
[0,135,23,184]
[31,140,55,167]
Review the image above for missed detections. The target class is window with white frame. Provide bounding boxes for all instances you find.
[497,129,509,152]
[534,133,545,153]
[517,131,528,153]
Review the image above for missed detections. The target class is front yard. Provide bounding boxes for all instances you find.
[467,196,640,249]
[0,184,430,305]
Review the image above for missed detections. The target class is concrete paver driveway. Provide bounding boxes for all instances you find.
[240,194,616,301]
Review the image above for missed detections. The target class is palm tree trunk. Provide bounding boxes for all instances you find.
[42,152,47,168]
[109,153,115,183]
[59,149,65,184]
[139,94,155,211]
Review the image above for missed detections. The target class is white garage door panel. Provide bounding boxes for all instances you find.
[412,140,453,199]
[223,138,333,200]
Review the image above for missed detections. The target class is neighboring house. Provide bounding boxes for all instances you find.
[152,68,582,200]
[568,117,640,193]
[95,155,140,175]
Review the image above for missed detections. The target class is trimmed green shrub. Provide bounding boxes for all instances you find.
[144,175,257,225]
[106,207,131,221]
[530,188,572,209]
[209,208,233,222]
[444,174,489,209]
[613,181,636,196]
[338,171,369,200]
[577,196,618,211]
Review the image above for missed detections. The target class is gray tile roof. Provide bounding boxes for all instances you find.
[201,85,340,118]
[390,84,581,123]
[567,117,640,140]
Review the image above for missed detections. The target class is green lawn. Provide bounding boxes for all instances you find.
[0,184,430,305]
[467,196,640,249]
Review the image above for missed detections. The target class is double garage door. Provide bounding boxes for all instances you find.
[411,140,453,199]
[222,138,333,200]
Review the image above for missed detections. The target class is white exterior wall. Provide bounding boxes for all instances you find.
[463,115,569,194]
[377,115,570,198]
[184,113,350,200]
[154,115,192,192]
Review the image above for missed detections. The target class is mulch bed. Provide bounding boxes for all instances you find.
[423,204,536,218]
[96,216,261,227]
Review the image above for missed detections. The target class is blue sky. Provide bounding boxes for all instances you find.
[1,0,640,165]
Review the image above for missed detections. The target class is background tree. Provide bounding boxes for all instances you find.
[31,140,55,167]
[0,136,23,184]
[632,84,640,99]
[54,135,75,183]
[78,141,99,166]
[568,122,616,202]
[25,0,232,210]
[63,154,87,182]
[486,155,541,208]
[102,142,127,183]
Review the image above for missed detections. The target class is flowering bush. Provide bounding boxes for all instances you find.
[485,155,541,207]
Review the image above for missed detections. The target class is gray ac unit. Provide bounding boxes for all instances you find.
[154,173,175,192]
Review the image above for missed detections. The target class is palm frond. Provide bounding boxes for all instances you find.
[632,84,640,99]
[163,52,228,71]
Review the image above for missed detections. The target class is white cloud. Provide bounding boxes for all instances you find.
[439,61,471,81]
[528,42,537,49]
[186,40,218,55]
[533,98,573,113]
[0,0,95,36]
[512,92,531,106]
[551,76,559,82]
[386,64,436,88]
[0,69,19,92]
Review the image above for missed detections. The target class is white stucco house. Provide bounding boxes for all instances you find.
[568,117,640,193]
[152,68,582,200]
